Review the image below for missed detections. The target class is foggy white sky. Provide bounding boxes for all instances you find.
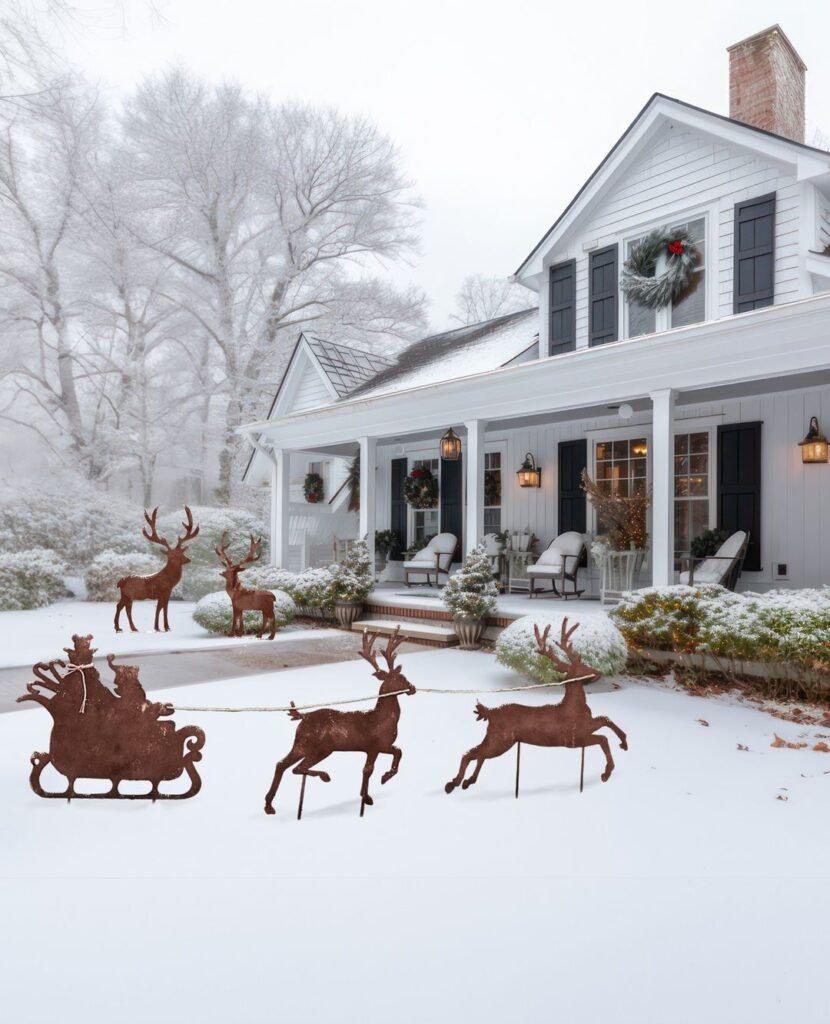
[59,0,830,330]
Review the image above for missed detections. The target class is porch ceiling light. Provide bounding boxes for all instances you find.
[517,452,542,488]
[440,427,462,461]
[799,416,829,464]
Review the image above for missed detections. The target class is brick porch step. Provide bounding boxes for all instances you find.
[350,618,458,646]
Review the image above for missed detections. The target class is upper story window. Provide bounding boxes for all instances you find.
[626,216,706,338]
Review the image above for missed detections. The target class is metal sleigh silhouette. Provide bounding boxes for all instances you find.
[17,634,206,801]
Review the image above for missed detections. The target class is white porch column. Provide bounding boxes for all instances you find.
[650,389,676,587]
[358,436,377,566]
[464,419,486,555]
[270,449,291,569]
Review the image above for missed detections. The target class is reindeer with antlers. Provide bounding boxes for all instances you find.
[114,506,200,632]
[264,629,416,817]
[445,618,627,795]
[214,533,277,639]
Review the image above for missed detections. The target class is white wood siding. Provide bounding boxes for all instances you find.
[540,125,804,354]
[289,359,334,412]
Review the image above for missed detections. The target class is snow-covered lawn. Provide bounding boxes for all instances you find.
[0,599,328,668]
[1,648,828,1022]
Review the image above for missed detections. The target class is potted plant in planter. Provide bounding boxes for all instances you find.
[374,529,397,574]
[441,542,499,650]
[329,539,374,628]
[303,471,324,504]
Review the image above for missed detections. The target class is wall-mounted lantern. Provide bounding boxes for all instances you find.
[799,416,829,464]
[516,453,542,488]
[440,427,462,461]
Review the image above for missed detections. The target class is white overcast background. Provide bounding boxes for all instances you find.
[58,0,830,329]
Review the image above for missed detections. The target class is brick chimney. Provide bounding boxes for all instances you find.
[728,25,806,143]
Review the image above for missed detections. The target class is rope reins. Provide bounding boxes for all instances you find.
[169,673,598,714]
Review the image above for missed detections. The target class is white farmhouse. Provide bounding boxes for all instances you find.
[241,25,830,595]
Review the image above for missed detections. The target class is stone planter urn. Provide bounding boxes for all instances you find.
[334,599,364,629]
[453,616,486,650]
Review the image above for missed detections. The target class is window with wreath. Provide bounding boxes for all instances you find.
[626,217,706,337]
[483,451,502,533]
[593,438,648,533]
[410,458,440,543]
[673,431,710,559]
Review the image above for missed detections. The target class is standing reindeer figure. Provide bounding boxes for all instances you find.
[445,618,627,795]
[114,506,200,633]
[264,629,416,817]
[214,533,277,640]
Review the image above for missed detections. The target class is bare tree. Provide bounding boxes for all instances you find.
[451,273,534,326]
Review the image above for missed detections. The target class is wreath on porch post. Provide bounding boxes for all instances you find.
[404,466,439,509]
[621,227,699,310]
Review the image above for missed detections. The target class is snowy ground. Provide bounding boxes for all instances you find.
[1,647,828,1022]
[0,599,332,669]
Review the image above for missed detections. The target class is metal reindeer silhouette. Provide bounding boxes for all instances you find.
[17,634,205,800]
[115,506,200,632]
[215,532,277,639]
[445,618,628,796]
[264,629,416,818]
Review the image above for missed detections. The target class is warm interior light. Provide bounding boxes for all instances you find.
[800,416,829,464]
[517,453,542,488]
[440,427,462,461]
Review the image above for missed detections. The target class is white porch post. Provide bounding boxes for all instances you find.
[465,419,486,555]
[358,436,376,566]
[650,388,675,587]
[270,449,291,569]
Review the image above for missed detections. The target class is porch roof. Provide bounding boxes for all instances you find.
[239,292,830,452]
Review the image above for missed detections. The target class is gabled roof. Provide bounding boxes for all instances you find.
[515,92,830,282]
[303,336,394,398]
[347,308,538,398]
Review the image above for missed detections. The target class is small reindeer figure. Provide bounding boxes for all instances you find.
[445,618,627,795]
[214,532,277,640]
[264,629,416,817]
[114,506,200,633]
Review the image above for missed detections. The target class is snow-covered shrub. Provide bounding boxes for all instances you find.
[329,540,374,603]
[158,505,269,600]
[496,611,628,683]
[245,565,336,614]
[84,550,164,602]
[192,589,295,635]
[442,543,498,620]
[611,585,720,651]
[0,548,68,610]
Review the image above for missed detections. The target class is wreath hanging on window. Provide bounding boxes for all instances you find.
[404,466,439,509]
[303,471,324,504]
[621,227,699,310]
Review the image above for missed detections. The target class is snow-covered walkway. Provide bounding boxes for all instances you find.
[1,648,828,1022]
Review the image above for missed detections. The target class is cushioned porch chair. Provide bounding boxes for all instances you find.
[679,530,749,590]
[526,531,587,599]
[403,533,458,587]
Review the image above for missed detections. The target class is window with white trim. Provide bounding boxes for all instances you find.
[410,458,439,544]
[673,431,710,559]
[483,451,502,534]
[594,437,648,533]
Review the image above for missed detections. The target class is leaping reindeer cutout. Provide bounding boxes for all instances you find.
[214,532,278,639]
[445,618,628,796]
[264,629,416,818]
[115,506,200,632]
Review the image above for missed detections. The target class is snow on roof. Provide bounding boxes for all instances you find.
[304,336,395,398]
[348,308,538,399]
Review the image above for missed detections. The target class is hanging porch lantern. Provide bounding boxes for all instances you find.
[516,453,542,488]
[799,416,829,464]
[440,427,462,461]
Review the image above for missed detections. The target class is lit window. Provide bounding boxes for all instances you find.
[594,438,648,533]
[673,431,710,558]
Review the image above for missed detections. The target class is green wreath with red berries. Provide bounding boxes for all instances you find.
[621,227,699,310]
[404,466,439,509]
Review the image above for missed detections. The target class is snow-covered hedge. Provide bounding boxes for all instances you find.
[192,589,295,635]
[496,610,628,683]
[244,565,336,614]
[84,550,164,602]
[0,548,68,610]
[612,585,830,672]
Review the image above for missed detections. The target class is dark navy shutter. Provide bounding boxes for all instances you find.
[589,245,618,346]
[440,455,463,561]
[717,422,761,572]
[733,193,775,313]
[390,457,407,559]
[558,440,587,535]
[549,260,576,355]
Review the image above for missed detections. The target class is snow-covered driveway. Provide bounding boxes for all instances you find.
[1,648,828,1022]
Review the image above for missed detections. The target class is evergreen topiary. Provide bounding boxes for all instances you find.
[442,543,498,621]
[329,539,374,603]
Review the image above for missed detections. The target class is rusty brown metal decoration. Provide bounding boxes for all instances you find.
[445,618,627,796]
[17,634,206,800]
[264,628,416,818]
[115,505,200,632]
[215,532,277,639]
